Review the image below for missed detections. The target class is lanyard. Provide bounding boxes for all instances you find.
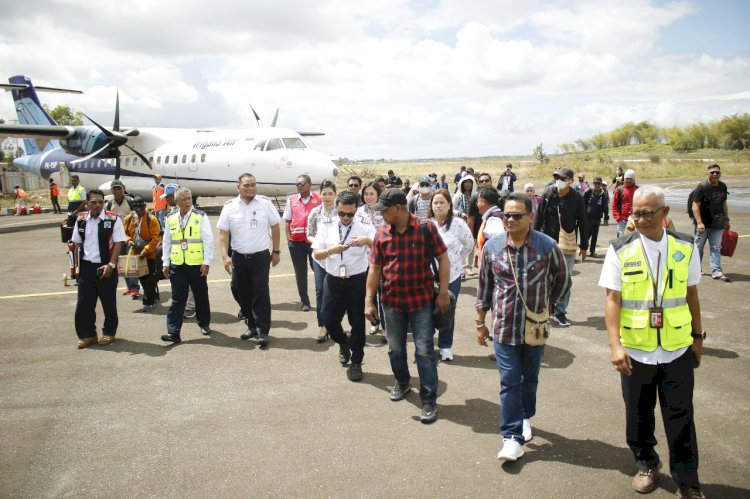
[338,221,353,259]
[638,235,664,308]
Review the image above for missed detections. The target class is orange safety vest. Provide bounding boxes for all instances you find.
[152,184,167,211]
[16,188,28,198]
[50,183,59,197]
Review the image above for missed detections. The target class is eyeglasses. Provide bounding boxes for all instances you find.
[632,206,664,220]
[88,200,104,205]
[503,212,527,220]
[296,182,308,187]
[347,184,360,188]
[708,171,721,176]
[338,211,356,218]
[477,179,491,184]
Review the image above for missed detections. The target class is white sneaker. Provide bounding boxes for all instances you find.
[522,419,532,442]
[497,438,524,461]
[370,324,379,334]
[440,348,453,361]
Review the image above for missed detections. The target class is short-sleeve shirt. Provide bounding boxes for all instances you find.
[72,212,126,263]
[693,181,728,228]
[217,195,280,254]
[370,214,447,312]
[311,218,375,277]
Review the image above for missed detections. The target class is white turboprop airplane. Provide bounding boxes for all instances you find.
[0,75,339,201]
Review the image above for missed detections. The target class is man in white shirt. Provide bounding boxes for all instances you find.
[161,187,214,342]
[218,173,281,347]
[72,189,126,348]
[599,185,705,499]
[312,191,374,381]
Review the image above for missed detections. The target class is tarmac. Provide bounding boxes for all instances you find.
[1,179,749,498]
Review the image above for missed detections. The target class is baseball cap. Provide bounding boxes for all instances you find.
[593,176,603,183]
[372,188,407,212]
[624,169,636,180]
[553,167,575,180]
[110,179,125,189]
[419,176,431,185]
[161,183,180,198]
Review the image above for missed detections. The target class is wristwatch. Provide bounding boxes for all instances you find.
[107,262,116,269]
[272,250,281,255]
[691,331,706,340]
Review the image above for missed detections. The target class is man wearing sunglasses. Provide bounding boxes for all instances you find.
[476,192,570,462]
[312,191,375,382]
[346,175,362,195]
[690,164,731,282]
[599,185,705,499]
[283,175,321,311]
[71,189,126,348]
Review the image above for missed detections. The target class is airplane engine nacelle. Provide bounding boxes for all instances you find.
[59,126,117,158]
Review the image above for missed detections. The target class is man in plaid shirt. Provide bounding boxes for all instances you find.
[475,192,571,462]
[366,189,451,425]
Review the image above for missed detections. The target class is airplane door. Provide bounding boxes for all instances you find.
[58,162,71,188]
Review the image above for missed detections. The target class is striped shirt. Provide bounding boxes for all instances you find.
[370,214,447,312]
[475,230,571,345]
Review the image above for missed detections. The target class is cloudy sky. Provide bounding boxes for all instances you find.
[1,0,748,160]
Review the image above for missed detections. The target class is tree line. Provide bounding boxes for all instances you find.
[559,113,750,153]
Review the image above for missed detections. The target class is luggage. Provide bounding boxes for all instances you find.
[117,252,149,278]
[721,229,738,257]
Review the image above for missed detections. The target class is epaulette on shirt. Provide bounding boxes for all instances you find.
[192,208,206,217]
[102,210,118,220]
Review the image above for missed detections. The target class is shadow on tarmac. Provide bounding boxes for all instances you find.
[573,314,608,332]
[446,344,576,371]
[701,346,740,359]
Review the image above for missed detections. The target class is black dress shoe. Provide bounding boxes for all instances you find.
[240,328,258,340]
[347,363,363,382]
[257,333,269,347]
[161,334,181,343]
[338,344,351,366]
[420,403,438,424]
[389,383,412,401]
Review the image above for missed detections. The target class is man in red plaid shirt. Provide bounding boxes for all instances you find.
[366,189,451,424]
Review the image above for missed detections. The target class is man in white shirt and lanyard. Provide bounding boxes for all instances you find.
[218,173,281,347]
[312,191,374,382]
[599,185,705,499]
[161,187,214,342]
[72,189,126,348]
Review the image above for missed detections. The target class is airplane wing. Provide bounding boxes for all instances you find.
[0,124,76,139]
[298,132,325,137]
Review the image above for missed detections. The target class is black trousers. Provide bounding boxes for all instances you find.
[621,349,700,488]
[166,264,210,333]
[75,260,118,339]
[587,217,601,253]
[288,240,312,306]
[232,250,272,334]
[139,259,158,306]
[51,196,62,214]
[323,272,367,364]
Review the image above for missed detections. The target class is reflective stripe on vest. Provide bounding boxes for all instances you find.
[617,233,694,352]
[288,194,320,242]
[167,210,204,265]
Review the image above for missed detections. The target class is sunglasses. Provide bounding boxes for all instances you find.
[632,206,664,220]
[296,182,308,187]
[503,212,527,220]
[708,171,721,176]
[338,211,356,218]
[477,179,491,184]
[88,200,105,205]
[347,184,360,188]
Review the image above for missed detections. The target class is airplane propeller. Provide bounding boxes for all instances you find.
[250,105,280,128]
[70,89,152,179]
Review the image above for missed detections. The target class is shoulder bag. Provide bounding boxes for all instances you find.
[508,246,550,346]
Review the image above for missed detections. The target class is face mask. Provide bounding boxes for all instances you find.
[555,179,568,190]
[420,187,431,195]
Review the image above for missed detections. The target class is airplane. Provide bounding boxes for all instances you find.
[0,75,339,202]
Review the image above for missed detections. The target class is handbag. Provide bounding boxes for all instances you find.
[557,206,578,256]
[508,247,550,346]
[421,223,457,331]
[117,251,149,278]
[721,229,738,257]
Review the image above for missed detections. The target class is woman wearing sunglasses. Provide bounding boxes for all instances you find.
[429,189,474,361]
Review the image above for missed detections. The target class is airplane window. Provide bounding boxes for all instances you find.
[173,155,178,164]
[157,156,161,165]
[181,155,187,164]
[254,140,267,151]
[282,137,307,149]
[191,154,196,163]
[134,157,139,166]
[125,157,130,167]
[201,154,206,162]
[165,156,169,165]
[265,138,284,151]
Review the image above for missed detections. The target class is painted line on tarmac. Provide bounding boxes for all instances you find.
[0,273,296,300]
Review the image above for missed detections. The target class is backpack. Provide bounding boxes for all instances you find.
[687,180,710,219]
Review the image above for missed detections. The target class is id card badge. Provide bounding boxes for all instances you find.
[339,265,347,278]
[649,307,663,329]
[180,240,188,250]
[250,219,258,229]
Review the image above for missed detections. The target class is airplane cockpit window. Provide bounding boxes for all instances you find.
[254,140,267,151]
[282,137,307,149]
[265,138,284,151]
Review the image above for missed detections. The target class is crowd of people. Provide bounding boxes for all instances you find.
[64,162,733,499]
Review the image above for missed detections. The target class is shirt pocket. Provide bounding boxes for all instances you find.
[621,267,648,294]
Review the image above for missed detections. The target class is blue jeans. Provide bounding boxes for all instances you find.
[383,306,438,404]
[554,253,576,316]
[494,341,545,443]
[694,224,723,274]
[312,260,327,327]
[437,277,462,349]
[616,219,627,238]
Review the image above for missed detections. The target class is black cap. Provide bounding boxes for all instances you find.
[110,179,125,189]
[553,167,575,180]
[372,188,407,212]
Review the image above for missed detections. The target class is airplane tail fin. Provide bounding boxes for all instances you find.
[1,75,82,154]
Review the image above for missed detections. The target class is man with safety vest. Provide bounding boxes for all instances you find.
[49,178,62,214]
[152,174,167,229]
[161,187,213,342]
[67,174,86,220]
[599,185,705,499]
[283,174,320,311]
[13,185,28,215]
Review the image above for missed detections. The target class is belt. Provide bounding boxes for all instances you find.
[326,271,367,280]
[233,250,268,258]
[82,259,102,265]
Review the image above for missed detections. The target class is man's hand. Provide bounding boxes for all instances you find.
[696,222,706,234]
[138,250,147,259]
[579,248,587,261]
[271,252,280,267]
[223,256,233,275]
[610,344,632,376]
[98,264,114,279]
[476,325,489,346]
[692,340,703,367]
[364,301,378,324]
[162,266,170,279]
[200,264,209,277]
[435,291,450,313]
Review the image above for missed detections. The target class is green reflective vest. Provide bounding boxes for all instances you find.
[167,209,205,265]
[68,185,85,201]
[615,231,694,352]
